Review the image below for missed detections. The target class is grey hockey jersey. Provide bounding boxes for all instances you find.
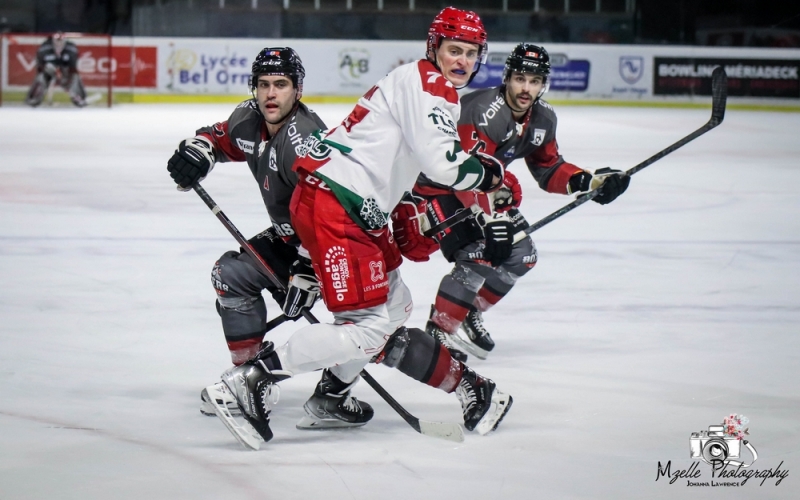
[197,100,326,244]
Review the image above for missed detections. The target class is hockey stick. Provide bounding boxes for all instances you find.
[518,66,728,238]
[192,183,464,442]
[425,67,728,240]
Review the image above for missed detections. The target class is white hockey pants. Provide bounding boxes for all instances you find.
[275,269,413,383]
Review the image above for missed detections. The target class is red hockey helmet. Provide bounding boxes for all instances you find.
[426,7,488,64]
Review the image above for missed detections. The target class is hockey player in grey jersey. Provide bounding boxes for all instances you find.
[393,43,630,360]
[167,47,374,429]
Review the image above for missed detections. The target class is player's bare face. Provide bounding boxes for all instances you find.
[256,75,297,127]
[436,40,479,87]
[505,72,544,116]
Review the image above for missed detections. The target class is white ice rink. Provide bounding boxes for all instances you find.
[1,100,798,499]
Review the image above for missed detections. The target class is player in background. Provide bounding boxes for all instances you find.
[393,43,630,360]
[25,32,87,107]
[166,48,377,430]
[202,7,513,446]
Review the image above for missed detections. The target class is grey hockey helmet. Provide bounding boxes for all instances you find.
[250,47,305,97]
[503,43,551,97]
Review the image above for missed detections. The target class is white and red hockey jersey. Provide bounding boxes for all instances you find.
[294,59,487,230]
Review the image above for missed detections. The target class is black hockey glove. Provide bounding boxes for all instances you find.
[282,256,320,318]
[568,168,630,205]
[167,136,216,191]
[482,213,514,267]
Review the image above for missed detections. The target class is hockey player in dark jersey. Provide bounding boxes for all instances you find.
[166,47,375,430]
[392,43,630,361]
[25,32,87,107]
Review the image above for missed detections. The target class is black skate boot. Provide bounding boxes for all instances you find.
[458,309,495,360]
[427,320,469,362]
[426,306,468,362]
[455,367,513,435]
[201,342,289,450]
[297,369,374,429]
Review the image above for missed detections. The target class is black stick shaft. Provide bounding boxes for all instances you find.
[521,66,728,236]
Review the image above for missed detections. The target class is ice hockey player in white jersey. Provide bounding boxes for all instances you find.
[202,7,513,448]
[167,48,378,430]
[392,43,631,360]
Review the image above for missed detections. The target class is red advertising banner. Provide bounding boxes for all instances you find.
[6,43,157,88]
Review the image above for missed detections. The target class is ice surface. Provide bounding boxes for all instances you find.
[1,101,798,499]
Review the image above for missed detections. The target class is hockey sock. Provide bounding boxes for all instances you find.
[392,327,464,393]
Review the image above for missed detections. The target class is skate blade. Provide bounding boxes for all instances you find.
[449,331,489,360]
[201,384,262,451]
[296,415,367,430]
[419,420,465,443]
[475,390,513,436]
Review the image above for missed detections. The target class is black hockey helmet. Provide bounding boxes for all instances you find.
[250,47,305,97]
[504,43,551,91]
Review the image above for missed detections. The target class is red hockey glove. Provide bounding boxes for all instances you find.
[391,194,440,262]
[492,170,523,212]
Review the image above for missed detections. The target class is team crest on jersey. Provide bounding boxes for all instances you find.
[532,128,546,146]
[269,147,278,171]
[297,133,332,161]
[236,138,254,154]
[258,140,267,158]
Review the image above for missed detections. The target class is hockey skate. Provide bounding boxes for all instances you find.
[296,369,374,429]
[455,309,495,360]
[455,367,512,435]
[202,342,290,450]
[200,388,241,416]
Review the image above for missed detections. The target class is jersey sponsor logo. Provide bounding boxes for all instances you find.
[213,123,226,137]
[428,106,457,137]
[537,100,554,111]
[236,100,257,110]
[504,146,515,158]
[269,147,278,171]
[323,246,350,302]
[285,115,303,151]
[531,128,546,146]
[236,138,254,154]
[297,133,332,161]
[477,94,506,127]
[369,260,385,283]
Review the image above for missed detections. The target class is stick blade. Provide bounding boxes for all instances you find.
[711,66,728,125]
[418,420,465,442]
